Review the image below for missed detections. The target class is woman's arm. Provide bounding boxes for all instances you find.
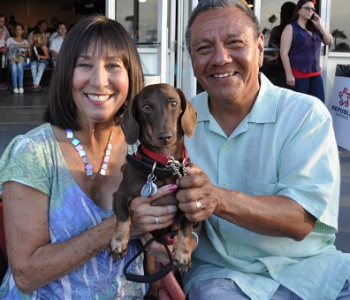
[280,24,295,87]
[3,182,177,294]
[3,182,117,293]
[311,14,333,45]
[0,27,6,39]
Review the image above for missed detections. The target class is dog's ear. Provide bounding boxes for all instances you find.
[178,88,197,138]
[121,94,140,145]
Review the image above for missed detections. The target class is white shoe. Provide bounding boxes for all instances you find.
[19,87,24,94]
[13,88,19,94]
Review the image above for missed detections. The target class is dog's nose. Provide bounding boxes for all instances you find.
[158,132,173,143]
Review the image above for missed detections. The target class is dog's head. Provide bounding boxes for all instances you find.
[121,83,197,148]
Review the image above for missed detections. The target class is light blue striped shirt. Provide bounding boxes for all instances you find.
[183,74,350,300]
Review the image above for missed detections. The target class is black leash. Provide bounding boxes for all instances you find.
[124,224,198,283]
[124,236,174,283]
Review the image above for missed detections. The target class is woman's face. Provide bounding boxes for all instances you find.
[15,26,24,38]
[72,45,129,126]
[38,22,47,32]
[298,1,316,20]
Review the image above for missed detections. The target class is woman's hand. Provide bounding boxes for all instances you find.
[129,184,178,236]
[310,13,321,27]
[286,73,295,87]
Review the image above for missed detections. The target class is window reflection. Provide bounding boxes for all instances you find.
[116,0,158,44]
[260,0,297,87]
[330,0,350,52]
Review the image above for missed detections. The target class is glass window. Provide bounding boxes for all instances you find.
[329,0,350,52]
[116,0,158,44]
[260,0,297,48]
[260,1,297,87]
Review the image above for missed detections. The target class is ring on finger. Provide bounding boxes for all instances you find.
[195,200,202,211]
[155,216,159,224]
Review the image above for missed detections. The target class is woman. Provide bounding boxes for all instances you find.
[0,15,177,299]
[29,31,49,92]
[280,0,333,102]
[5,23,28,94]
[27,20,51,46]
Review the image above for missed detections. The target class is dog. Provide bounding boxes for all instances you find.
[109,83,197,299]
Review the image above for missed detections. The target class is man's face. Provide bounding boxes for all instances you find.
[57,24,67,37]
[0,17,5,29]
[189,7,264,104]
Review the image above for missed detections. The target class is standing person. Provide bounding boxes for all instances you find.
[172,1,350,299]
[280,0,333,102]
[29,31,49,92]
[0,15,177,299]
[0,14,10,90]
[5,23,28,94]
[49,22,67,68]
[263,1,296,88]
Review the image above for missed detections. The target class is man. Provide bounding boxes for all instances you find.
[0,15,10,90]
[175,1,350,299]
[49,22,67,68]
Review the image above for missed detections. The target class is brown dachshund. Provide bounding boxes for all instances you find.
[109,83,197,299]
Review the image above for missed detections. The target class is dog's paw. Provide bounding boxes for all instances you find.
[173,248,191,273]
[109,237,128,261]
[144,284,159,300]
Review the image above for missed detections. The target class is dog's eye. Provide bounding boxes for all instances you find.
[170,100,178,107]
[143,104,151,111]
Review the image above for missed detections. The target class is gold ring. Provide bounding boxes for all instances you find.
[195,200,202,211]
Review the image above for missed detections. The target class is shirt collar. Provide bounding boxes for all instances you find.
[191,73,277,126]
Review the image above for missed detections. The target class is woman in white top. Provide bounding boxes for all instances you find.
[5,23,28,94]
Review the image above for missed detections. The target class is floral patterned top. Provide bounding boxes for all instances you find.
[0,123,146,300]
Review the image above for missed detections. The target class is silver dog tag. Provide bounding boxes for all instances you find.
[150,182,158,196]
[141,182,152,198]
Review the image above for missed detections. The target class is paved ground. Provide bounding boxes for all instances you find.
[0,88,349,253]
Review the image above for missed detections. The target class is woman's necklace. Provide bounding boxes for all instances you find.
[66,124,114,179]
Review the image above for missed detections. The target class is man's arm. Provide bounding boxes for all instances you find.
[176,165,316,241]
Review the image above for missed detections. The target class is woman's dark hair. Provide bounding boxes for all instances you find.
[280,2,296,26]
[36,20,47,30]
[292,0,317,32]
[44,14,144,130]
[15,23,25,31]
[185,0,260,55]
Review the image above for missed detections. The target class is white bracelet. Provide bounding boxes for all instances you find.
[191,231,199,246]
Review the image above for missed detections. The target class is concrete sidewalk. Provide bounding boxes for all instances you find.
[0,88,349,253]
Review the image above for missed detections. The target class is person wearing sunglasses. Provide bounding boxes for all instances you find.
[280,0,333,102]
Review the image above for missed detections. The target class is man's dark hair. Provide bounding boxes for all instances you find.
[185,0,260,55]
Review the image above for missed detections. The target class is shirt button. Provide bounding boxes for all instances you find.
[223,146,229,151]
[231,246,237,252]
[223,182,228,188]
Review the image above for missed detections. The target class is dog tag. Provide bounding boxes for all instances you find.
[150,182,158,196]
[141,182,152,198]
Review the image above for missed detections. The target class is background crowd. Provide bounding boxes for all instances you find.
[0,14,67,93]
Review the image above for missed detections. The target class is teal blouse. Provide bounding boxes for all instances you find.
[0,123,145,299]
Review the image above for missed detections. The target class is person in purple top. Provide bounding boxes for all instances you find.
[280,0,333,102]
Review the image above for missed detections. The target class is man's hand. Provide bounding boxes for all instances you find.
[176,163,219,222]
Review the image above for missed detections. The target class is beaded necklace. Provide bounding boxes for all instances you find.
[66,125,114,179]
